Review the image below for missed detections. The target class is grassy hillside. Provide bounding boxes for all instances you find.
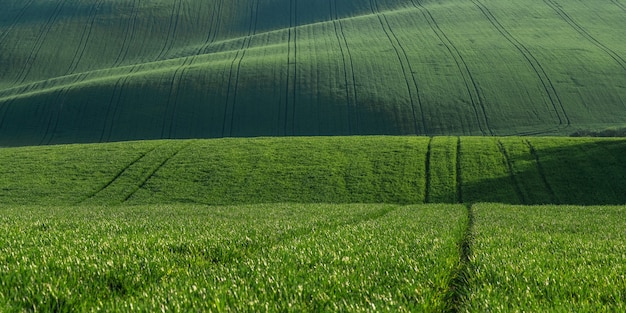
[0,0,625,145]
[1,136,625,206]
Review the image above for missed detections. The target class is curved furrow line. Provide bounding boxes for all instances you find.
[221,0,258,137]
[122,141,193,203]
[337,15,360,133]
[369,0,422,135]
[228,0,260,137]
[112,0,140,67]
[13,0,68,86]
[544,0,626,71]
[79,143,166,204]
[524,139,557,204]
[0,0,37,46]
[330,0,353,134]
[412,0,489,136]
[39,87,67,145]
[424,137,433,203]
[286,0,298,135]
[456,137,462,203]
[43,74,90,144]
[497,140,526,204]
[471,0,570,129]
[163,1,224,138]
[611,0,626,12]
[98,65,142,142]
[66,0,104,75]
[160,56,193,138]
[155,0,183,61]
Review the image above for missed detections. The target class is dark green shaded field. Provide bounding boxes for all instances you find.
[1,136,625,206]
[1,0,625,145]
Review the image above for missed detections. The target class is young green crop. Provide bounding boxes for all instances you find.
[461,204,626,312]
[2,136,626,206]
[0,203,466,312]
[1,0,625,144]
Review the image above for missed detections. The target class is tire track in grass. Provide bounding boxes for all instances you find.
[611,0,626,12]
[112,0,141,67]
[471,0,570,129]
[283,0,298,135]
[424,137,433,203]
[13,0,68,85]
[497,140,526,204]
[446,203,474,312]
[223,0,260,137]
[456,137,463,203]
[369,0,424,135]
[65,0,104,75]
[524,139,557,204]
[412,0,490,136]
[161,56,193,138]
[334,1,360,133]
[80,143,166,204]
[122,141,192,203]
[99,65,142,142]
[329,0,353,134]
[0,0,37,46]
[164,1,224,138]
[39,87,67,145]
[544,0,626,71]
[155,0,183,61]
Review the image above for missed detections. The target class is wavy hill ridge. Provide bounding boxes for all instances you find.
[1,0,625,145]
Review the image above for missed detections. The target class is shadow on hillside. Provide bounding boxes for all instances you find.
[458,139,626,206]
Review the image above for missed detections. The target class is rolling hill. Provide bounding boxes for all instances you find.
[2,136,625,206]
[1,0,625,145]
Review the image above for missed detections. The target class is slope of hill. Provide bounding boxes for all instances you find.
[0,0,624,145]
[1,136,625,206]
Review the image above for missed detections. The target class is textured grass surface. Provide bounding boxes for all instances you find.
[0,0,625,144]
[1,136,625,206]
[0,203,466,312]
[462,204,626,312]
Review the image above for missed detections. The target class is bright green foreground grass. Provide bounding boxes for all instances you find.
[0,0,625,144]
[1,136,625,206]
[0,203,466,312]
[462,204,626,312]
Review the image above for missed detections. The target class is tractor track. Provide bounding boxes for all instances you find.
[222,0,259,137]
[412,0,490,136]
[0,0,37,47]
[471,0,570,129]
[611,0,626,12]
[370,0,424,135]
[66,0,103,75]
[122,141,192,203]
[424,137,433,203]
[497,140,526,204]
[544,0,626,71]
[13,0,68,86]
[113,0,141,67]
[80,143,165,204]
[330,0,354,134]
[156,0,183,60]
[456,137,463,203]
[524,139,557,203]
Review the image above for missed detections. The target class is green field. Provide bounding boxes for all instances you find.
[1,136,625,310]
[462,204,626,312]
[0,204,467,312]
[2,0,625,310]
[1,0,625,145]
[1,136,625,206]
